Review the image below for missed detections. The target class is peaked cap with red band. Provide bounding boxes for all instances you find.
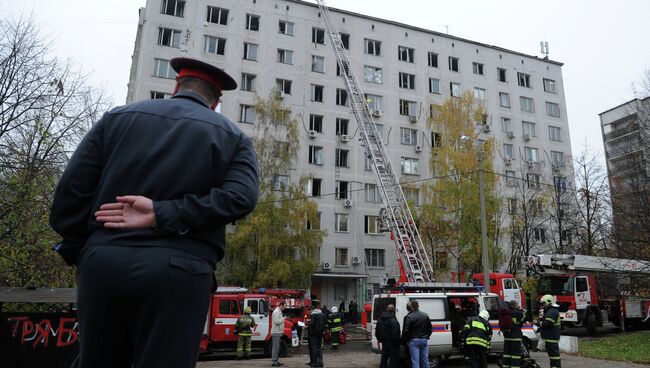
[170,57,237,91]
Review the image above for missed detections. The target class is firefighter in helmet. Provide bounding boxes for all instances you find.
[235,306,257,359]
[538,294,561,367]
[463,309,492,368]
[328,306,342,349]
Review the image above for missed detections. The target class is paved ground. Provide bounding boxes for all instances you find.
[197,339,650,368]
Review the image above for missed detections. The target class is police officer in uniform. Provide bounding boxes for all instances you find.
[502,300,525,368]
[50,57,259,368]
[235,306,257,359]
[463,310,492,368]
[328,306,342,349]
[538,294,561,368]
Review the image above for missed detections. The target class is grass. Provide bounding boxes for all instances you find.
[579,331,650,364]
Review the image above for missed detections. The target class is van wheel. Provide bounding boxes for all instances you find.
[265,339,289,357]
[585,311,597,335]
[429,355,442,368]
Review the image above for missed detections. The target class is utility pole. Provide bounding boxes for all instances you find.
[478,147,490,293]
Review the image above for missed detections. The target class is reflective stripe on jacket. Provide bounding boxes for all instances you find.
[540,307,561,342]
[235,314,256,336]
[463,317,492,348]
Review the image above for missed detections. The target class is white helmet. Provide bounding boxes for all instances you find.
[331,306,338,313]
[479,310,490,321]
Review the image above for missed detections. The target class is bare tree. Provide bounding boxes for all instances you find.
[0,16,108,287]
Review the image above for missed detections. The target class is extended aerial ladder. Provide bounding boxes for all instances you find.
[315,0,434,283]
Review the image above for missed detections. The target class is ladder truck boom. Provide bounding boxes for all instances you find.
[315,0,434,283]
[529,254,650,275]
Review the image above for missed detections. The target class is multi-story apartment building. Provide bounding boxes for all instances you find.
[600,97,650,250]
[127,0,574,306]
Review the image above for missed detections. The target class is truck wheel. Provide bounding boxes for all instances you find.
[586,311,597,335]
[429,355,442,368]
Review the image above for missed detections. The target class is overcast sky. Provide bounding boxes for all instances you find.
[2,0,649,162]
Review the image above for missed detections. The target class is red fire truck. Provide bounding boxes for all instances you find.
[471,273,526,308]
[199,288,296,357]
[528,254,650,333]
[252,288,312,330]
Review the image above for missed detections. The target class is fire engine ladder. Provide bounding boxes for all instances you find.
[316,0,434,284]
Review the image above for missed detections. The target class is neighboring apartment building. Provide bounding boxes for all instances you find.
[600,97,650,250]
[127,0,574,306]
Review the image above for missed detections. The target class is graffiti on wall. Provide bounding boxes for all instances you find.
[8,314,78,349]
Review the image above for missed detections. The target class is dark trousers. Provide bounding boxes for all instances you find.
[379,341,400,368]
[466,345,487,368]
[76,246,213,368]
[502,339,521,368]
[308,334,323,367]
[331,331,340,348]
[546,341,561,368]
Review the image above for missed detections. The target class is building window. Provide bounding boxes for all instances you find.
[401,157,420,175]
[472,62,484,75]
[364,156,373,171]
[398,46,414,63]
[153,58,176,79]
[364,66,383,83]
[336,89,348,106]
[450,82,461,97]
[335,215,349,233]
[525,147,539,162]
[336,118,349,135]
[239,104,255,124]
[428,52,438,67]
[312,27,325,44]
[241,73,256,92]
[245,14,259,31]
[499,92,510,108]
[399,99,417,116]
[431,131,441,147]
[277,49,293,64]
[161,0,184,17]
[335,149,349,168]
[399,72,416,89]
[561,229,572,243]
[503,143,513,159]
[335,247,349,265]
[339,33,350,49]
[365,249,385,267]
[508,198,517,214]
[400,128,418,145]
[554,176,568,193]
[206,6,228,25]
[448,56,459,72]
[551,151,565,167]
[429,78,440,94]
[306,212,321,230]
[543,78,557,93]
[309,146,323,165]
[243,42,258,60]
[311,55,325,73]
[404,188,420,206]
[279,20,294,35]
[276,79,292,94]
[546,102,560,117]
[158,27,181,48]
[549,126,562,141]
[309,114,323,133]
[522,121,536,137]
[365,39,381,56]
[533,228,547,243]
[517,72,531,87]
[474,87,486,101]
[527,173,541,189]
[520,96,535,113]
[365,216,379,234]
[498,68,507,82]
[204,35,226,55]
[150,91,171,99]
[311,84,324,102]
[365,183,381,203]
[366,94,383,113]
[336,180,349,199]
[501,117,512,133]
[505,170,516,187]
[273,175,289,192]
[307,178,322,197]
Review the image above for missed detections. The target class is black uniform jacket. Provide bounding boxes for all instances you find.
[50,91,259,265]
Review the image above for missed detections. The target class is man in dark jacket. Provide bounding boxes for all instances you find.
[502,300,525,368]
[375,304,401,368]
[401,301,433,368]
[50,57,259,368]
[463,310,492,368]
[308,301,327,367]
[538,295,561,368]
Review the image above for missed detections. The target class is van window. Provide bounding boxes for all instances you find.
[412,298,446,320]
[451,296,479,319]
[219,299,240,315]
[483,296,500,320]
[373,297,396,320]
[247,299,259,314]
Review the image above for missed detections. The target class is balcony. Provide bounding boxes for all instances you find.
[604,122,639,141]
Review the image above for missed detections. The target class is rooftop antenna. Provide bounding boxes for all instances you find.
[438,24,449,34]
[540,41,549,59]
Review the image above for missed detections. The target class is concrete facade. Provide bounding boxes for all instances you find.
[127,0,574,306]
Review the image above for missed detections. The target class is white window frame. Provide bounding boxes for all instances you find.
[153,58,176,79]
[335,215,349,233]
[308,145,323,165]
[401,157,420,175]
[549,126,562,141]
[449,56,459,72]
[312,27,325,44]
[335,180,349,199]
[364,66,383,84]
[278,20,294,35]
[400,128,418,145]
[398,46,415,63]
[472,62,484,75]
[428,52,438,67]
[161,0,185,17]
[277,49,293,64]
[543,78,557,93]
[158,27,181,48]
[501,117,512,133]
[206,6,228,25]
[520,96,535,113]
[551,151,565,167]
[522,121,537,137]
[525,147,539,162]
[546,102,561,117]
[335,149,349,168]
[365,183,381,203]
[241,73,256,92]
[311,55,325,73]
[450,82,461,97]
[364,216,379,235]
[336,89,348,106]
[517,72,531,87]
[365,39,381,56]
[503,143,514,159]
[474,87,487,101]
[239,104,255,124]
[245,13,260,31]
[243,42,258,61]
[276,79,292,94]
[399,72,416,89]
[499,92,510,108]
[429,78,440,94]
[273,175,289,191]
[366,94,383,112]
[204,35,226,55]
[365,249,385,267]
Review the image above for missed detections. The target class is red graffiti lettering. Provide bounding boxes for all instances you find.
[8,316,28,337]
[33,319,52,348]
[21,319,35,344]
[56,317,78,347]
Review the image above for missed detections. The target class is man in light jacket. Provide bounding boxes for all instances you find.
[271,301,287,367]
